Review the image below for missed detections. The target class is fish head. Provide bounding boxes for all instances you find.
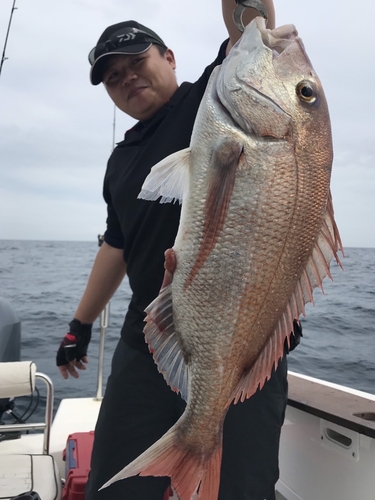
[217,17,333,169]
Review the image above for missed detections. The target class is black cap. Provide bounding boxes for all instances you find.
[89,21,167,85]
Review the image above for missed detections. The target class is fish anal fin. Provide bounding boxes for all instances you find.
[185,137,243,288]
[138,148,191,203]
[144,285,189,401]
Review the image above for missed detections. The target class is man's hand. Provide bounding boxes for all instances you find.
[222,0,275,54]
[56,319,92,379]
[285,319,303,354]
[160,248,177,290]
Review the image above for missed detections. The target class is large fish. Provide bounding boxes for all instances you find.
[101,16,342,500]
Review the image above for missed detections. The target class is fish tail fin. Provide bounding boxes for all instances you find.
[100,424,223,500]
[196,446,222,500]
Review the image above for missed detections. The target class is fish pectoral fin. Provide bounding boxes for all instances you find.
[184,137,243,288]
[138,147,191,204]
[144,284,189,401]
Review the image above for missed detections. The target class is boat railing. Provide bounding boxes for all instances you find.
[95,303,109,401]
[95,234,110,401]
[0,367,54,454]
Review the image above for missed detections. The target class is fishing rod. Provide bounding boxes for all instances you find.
[0,0,18,81]
[95,103,117,401]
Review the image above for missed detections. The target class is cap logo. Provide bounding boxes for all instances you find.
[116,32,136,43]
[116,28,150,44]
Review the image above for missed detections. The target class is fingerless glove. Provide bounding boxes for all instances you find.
[56,319,92,366]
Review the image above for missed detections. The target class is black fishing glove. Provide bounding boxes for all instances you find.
[56,319,92,366]
[285,319,303,354]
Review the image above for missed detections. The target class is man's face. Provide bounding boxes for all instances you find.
[102,46,178,121]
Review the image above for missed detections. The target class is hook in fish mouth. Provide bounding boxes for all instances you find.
[233,0,268,32]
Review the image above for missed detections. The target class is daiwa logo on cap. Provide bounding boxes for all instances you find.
[116,32,136,42]
[116,28,150,44]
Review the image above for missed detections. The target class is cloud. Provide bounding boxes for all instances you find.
[0,0,374,247]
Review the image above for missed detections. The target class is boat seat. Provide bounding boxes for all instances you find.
[0,362,62,499]
[0,454,61,500]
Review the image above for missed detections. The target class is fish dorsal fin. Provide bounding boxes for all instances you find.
[143,284,189,401]
[230,191,343,405]
[138,148,191,204]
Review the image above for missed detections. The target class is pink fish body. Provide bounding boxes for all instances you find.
[101,17,342,500]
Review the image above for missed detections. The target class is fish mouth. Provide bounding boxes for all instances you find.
[215,18,303,139]
[258,18,299,57]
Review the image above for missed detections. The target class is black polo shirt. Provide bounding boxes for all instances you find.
[103,41,228,351]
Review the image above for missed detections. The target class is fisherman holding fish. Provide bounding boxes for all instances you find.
[56,1,306,499]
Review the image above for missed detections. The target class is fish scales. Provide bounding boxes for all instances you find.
[101,17,342,500]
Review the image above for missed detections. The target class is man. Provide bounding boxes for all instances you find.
[56,2,295,499]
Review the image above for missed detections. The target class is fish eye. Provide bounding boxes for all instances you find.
[296,81,316,103]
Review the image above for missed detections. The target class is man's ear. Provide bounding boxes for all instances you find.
[165,48,177,70]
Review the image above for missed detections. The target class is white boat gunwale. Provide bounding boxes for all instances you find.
[287,371,375,439]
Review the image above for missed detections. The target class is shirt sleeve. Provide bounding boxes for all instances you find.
[102,169,124,249]
[103,205,124,249]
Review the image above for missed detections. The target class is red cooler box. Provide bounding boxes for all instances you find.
[63,431,95,500]
[63,431,173,500]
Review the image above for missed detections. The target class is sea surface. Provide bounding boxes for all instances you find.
[0,239,374,422]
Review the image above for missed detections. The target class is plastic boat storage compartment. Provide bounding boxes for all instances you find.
[63,431,94,500]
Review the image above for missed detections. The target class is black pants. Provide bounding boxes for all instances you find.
[85,339,287,500]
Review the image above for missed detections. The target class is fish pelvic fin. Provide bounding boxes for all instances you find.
[144,284,189,401]
[138,147,191,204]
[99,424,223,500]
[231,191,343,405]
[185,137,243,289]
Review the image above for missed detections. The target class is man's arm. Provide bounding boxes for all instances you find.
[58,241,126,379]
[74,241,126,324]
[222,0,275,55]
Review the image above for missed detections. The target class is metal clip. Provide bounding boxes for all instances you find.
[233,0,268,33]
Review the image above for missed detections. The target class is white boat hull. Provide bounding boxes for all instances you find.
[278,372,375,500]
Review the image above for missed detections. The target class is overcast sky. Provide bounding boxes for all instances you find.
[0,0,374,248]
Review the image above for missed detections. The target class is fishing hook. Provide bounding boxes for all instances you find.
[233,0,268,33]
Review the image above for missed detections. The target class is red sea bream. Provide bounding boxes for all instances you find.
[101,16,343,500]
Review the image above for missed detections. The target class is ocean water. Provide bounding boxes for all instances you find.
[0,239,374,422]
